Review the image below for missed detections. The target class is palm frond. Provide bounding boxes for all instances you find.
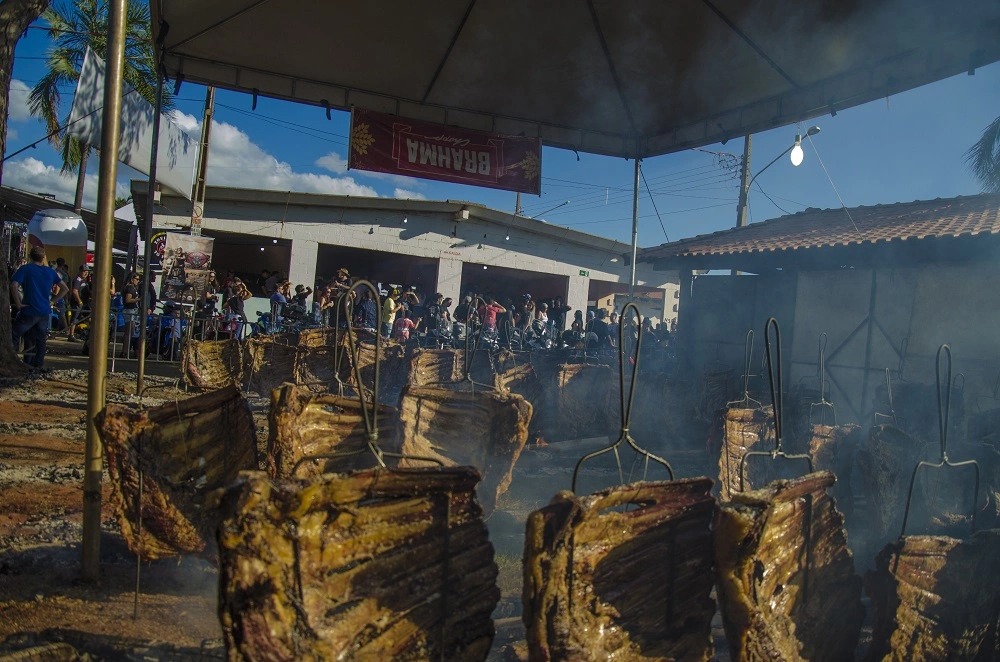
[29,0,176,171]
[965,116,1000,194]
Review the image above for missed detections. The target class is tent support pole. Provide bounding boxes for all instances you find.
[137,73,164,395]
[628,157,640,299]
[83,0,127,582]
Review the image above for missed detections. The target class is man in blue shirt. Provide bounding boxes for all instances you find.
[10,246,68,369]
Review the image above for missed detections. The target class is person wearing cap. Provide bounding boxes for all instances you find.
[332,268,351,292]
[293,283,313,307]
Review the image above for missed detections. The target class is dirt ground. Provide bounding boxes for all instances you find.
[0,355,230,660]
[0,341,754,660]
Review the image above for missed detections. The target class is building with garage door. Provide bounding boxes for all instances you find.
[131,183,678,330]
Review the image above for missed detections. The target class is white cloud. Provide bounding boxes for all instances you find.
[170,114,379,196]
[316,150,425,188]
[8,80,32,122]
[393,188,426,200]
[316,152,348,174]
[2,156,129,210]
[168,109,200,133]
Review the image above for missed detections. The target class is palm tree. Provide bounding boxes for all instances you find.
[27,0,171,210]
[966,116,1000,194]
[0,0,51,376]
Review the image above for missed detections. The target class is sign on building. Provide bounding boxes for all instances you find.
[349,108,541,194]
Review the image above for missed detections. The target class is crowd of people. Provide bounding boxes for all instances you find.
[275,265,677,355]
[7,252,675,371]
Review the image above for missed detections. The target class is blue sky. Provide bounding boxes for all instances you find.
[5,19,1000,247]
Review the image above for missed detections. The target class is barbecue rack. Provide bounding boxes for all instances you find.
[572,302,674,493]
[296,280,442,472]
[726,329,763,411]
[898,344,981,538]
[738,317,814,492]
[807,333,836,427]
[873,368,899,427]
[461,295,499,391]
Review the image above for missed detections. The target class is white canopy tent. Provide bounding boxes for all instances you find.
[150,0,1000,158]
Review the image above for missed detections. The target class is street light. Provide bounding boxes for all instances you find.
[749,125,820,190]
[734,125,821,247]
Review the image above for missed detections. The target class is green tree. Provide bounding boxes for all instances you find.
[28,0,171,210]
[966,116,1000,194]
[1,0,51,376]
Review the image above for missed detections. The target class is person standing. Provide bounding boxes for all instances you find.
[66,265,88,342]
[120,272,141,358]
[53,257,71,332]
[382,288,402,338]
[10,246,67,370]
[477,296,506,332]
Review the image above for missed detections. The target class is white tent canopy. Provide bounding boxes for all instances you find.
[151,0,1000,158]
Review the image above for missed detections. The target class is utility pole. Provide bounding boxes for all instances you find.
[190,87,215,236]
[732,134,752,276]
[735,134,752,229]
[627,158,640,299]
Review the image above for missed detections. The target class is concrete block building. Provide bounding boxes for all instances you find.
[131,183,678,330]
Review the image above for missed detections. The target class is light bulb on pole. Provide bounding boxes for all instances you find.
[790,135,804,166]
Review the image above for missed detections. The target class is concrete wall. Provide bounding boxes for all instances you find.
[680,264,1000,426]
[149,191,677,322]
[682,271,798,385]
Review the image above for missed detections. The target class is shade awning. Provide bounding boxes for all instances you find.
[152,0,1000,159]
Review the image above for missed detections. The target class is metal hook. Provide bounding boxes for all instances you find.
[808,332,836,427]
[898,344,981,538]
[727,329,761,410]
[461,296,496,391]
[330,291,352,396]
[739,318,813,491]
[342,280,387,468]
[874,367,898,426]
[571,302,673,493]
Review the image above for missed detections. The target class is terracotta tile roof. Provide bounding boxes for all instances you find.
[642,194,1000,261]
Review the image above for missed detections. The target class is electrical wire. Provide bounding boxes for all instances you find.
[752,182,792,215]
[806,134,866,241]
[640,163,670,241]
[559,202,732,226]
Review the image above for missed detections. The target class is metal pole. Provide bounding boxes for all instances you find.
[83,0,128,581]
[137,73,164,394]
[735,134,752,229]
[628,158,640,300]
[190,87,215,236]
[733,134,752,276]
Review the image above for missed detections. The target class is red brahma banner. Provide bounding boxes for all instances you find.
[349,108,541,194]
